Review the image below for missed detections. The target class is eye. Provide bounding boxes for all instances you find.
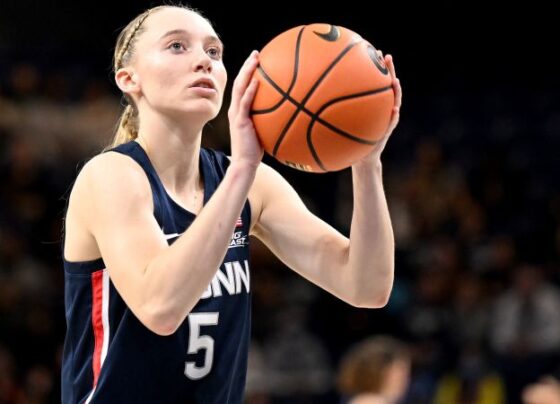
[168,41,186,52]
[207,47,223,59]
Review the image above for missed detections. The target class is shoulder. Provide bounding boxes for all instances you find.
[81,151,148,191]
[69,151,152,217]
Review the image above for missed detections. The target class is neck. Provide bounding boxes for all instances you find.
[136,109,205,197]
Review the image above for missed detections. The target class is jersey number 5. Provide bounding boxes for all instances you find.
[184,312,219,380]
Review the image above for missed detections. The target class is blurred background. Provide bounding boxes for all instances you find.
[0,0,559,403]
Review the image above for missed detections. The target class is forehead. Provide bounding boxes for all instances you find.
[142,7,218,42]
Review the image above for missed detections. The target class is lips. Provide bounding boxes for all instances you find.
[189,78,216,90]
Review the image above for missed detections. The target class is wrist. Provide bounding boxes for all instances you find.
[353,155,382,173]
[228,159,259,181]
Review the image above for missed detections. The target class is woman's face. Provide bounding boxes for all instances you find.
[127,8,227,122]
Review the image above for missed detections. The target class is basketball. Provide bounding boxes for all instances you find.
[250,24,395,172]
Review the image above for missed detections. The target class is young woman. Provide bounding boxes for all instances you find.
[61,4,402,403]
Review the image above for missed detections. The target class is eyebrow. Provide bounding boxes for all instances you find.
[159,29,224,49]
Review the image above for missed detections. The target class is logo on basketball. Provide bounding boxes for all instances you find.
[313,25,340,42]
[367,45,389,75]
[284,160,312,172]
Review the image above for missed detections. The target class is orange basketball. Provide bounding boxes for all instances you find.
[250,24,395,172]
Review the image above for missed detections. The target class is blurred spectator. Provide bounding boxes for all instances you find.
[245,342,272,404]
[18,364,55,404]
[263,300,333,402]
[337,336,410,404]
[490,264,560,403]
[403,266,452,344]
[490,264,560,356]
[449,272,489,349]
[523,377,560,404]
[0,345,21,402]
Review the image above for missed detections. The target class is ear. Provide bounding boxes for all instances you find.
[115,67,141,96]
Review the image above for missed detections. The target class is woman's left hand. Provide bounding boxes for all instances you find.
[356,52,402,165]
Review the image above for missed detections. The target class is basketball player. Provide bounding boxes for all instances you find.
[61,4,402,403]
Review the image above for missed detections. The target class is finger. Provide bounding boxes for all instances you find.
[385,105,400,134]
[388,108,400,132]
[231,50,258,102]
[231,50,258,103]
[394,78,402,108]
[239,78,260,118]
[386,54,397,79]
[231,51,259,109]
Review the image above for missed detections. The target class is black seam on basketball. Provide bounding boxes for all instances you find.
[251,67,292,113]
[306,86,392,171]
[311,85,393,145]
[254,80,392,146]
[252,70,301,110]
[251,27,305,115]
[256,80,392,169]
[272,37,360,157]
[306,124,327,172]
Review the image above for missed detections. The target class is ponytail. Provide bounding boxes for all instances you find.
[106,103,139,151]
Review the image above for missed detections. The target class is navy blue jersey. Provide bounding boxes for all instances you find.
[61,140,252,403]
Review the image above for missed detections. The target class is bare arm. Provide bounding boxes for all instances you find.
[77,51,263,336]
[251,159,393,307]
[251,54,401,307]
[82,154,254,336]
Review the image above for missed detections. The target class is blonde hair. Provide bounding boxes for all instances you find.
[337,336,409,396]
[107,3,204,150]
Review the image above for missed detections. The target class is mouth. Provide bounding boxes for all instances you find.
[189,78,216,90]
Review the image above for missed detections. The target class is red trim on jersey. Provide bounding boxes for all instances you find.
[236,217,243,228]
[91,270,105,387]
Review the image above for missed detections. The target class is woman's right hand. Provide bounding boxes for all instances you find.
[227,50,264,170]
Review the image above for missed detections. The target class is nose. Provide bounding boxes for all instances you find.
[194,47,212,73]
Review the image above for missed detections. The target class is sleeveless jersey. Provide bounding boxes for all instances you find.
[61,141,252,403]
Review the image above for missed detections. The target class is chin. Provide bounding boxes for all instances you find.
[169,104,220,123]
